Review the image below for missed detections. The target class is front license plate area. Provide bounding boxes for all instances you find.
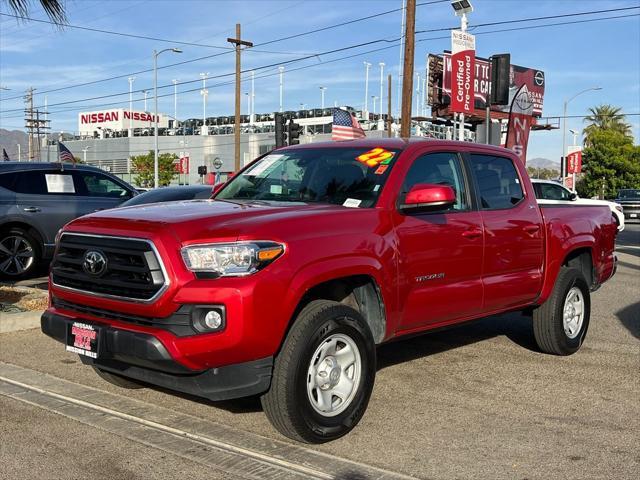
[630,213,637,218]
[66,322,100,359]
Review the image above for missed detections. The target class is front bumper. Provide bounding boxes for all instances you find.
[41,311,273,401]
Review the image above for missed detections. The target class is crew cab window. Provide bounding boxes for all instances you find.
[470,154,524,209]
[539,183,571,200]
[217,147,400,208]
[400,152,468,212]
[74,171,130,198]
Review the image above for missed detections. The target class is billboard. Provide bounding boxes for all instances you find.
[78,108,170,135]
[427,53,545,117]
[449,30,476,114]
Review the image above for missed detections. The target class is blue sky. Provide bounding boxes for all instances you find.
[1,0,639,161]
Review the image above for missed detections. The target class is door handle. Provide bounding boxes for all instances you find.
[523,225,541,235]
[23,207,41,213]
[462,228,482,239]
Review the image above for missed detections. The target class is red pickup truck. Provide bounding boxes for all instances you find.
[42,139,617,443]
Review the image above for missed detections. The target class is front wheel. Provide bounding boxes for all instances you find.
[261,300,376,443]
[533,267,591,355]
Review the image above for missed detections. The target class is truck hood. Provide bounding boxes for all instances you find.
[68,199,372,243]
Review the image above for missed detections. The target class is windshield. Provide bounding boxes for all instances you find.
[216,147,400,208]
[618,189,640,200]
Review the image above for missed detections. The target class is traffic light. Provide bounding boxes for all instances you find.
[490,53,510,106]
[275,112,287,148]
[287,119,302,145]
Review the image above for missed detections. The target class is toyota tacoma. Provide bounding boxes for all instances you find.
[42,139,617,443]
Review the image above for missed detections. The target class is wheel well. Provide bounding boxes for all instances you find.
[293,275,387,344]
[0,221,44,247]
[563,248,594,287]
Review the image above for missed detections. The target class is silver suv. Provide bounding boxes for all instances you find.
[0,162,137,279]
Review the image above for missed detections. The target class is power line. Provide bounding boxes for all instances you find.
[1,10,637,119]
[0,0,447,101]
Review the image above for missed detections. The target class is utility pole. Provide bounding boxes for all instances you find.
[228,24,253,172]
[400,0,416,138]
[387,74,392,137]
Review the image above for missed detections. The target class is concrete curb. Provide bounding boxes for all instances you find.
[0,310,43,334]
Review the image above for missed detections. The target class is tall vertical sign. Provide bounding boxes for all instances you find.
[450,30,476,114]
[505,84,534,164]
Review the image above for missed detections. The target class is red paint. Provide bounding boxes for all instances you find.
[46,139,617,372]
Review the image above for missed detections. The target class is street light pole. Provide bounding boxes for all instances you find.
[153,48,182,189]
[17,143,21,161]
[372,95,378,116]
[561,86,602,186]
[199,72,209,135]
[319,86,326,110]
[143,90,148,111]
[363,61,372,118]
[172,79,178,126]
[250,70,255,123]
[128,76,135,137]
[82,146,90,163]
[379,62,385,117]
[278,66,285,113]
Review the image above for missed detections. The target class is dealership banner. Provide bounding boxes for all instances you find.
[566,149,582,174]
[431,54,545,117]
[449,30,476,114]
[505,84,534,164]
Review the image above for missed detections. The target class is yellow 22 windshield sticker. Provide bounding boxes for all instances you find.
[356,148,395,168]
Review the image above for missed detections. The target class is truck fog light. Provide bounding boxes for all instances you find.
[204,310,222,329]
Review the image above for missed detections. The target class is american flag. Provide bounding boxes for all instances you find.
[332,108,365,141]
[2,148,9,161]
[58,142,75,163]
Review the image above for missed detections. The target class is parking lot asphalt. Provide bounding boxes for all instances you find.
[0,225,638,480]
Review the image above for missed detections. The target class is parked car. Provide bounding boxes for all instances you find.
[532,179,625,231]
[615,188,640,222]
[0,162,137,278]
[42,140,617,443]
[119,185,213,207]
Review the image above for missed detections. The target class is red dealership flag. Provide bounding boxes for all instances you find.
[332,108,365,141]
[566,150,582,174]
[449,30,476,114]
[505,84,534,164]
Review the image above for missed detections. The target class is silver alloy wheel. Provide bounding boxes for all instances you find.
[563,286,585,339]
[306,333,362,417]
[0,235,35,276]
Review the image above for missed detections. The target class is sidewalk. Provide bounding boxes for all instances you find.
[0,310,43,334]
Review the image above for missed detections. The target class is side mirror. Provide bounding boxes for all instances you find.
[569,192,578,201]
[399,183,456,212]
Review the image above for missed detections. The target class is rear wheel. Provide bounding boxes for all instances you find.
[92,367,145,389]
[533,267,591,355]
[261,300,376,443]
[0,228,41,280]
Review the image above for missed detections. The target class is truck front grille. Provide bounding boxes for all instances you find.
[51,233,168,302]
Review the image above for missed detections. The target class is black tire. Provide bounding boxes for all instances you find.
[533,267,591,355]
[0,227,42,280]
[92,367,145,389]
[261,300,376,443]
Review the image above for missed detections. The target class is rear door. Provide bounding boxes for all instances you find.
[394,151,484,330]
[469,153,544,311]
[13,169,80,244]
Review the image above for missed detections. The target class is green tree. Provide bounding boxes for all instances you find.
[583,104,633,146]
[131,150,178,188]
[3,0,66,23]
[527,167,560,180]
[576,129,640,199]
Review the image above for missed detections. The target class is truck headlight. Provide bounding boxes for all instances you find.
[181,241,284,277]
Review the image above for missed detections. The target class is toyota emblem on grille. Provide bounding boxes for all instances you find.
[82,250,107,276]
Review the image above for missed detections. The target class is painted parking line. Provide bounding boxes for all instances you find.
[0,362,417,480]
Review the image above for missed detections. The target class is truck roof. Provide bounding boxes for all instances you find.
[278,138,516,156]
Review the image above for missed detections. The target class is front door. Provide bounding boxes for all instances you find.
[394,151,484,331]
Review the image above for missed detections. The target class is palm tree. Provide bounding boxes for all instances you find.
[583,104,633,146]
[3,0,66,24]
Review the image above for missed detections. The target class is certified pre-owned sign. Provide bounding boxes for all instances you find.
[450,30,476,114]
